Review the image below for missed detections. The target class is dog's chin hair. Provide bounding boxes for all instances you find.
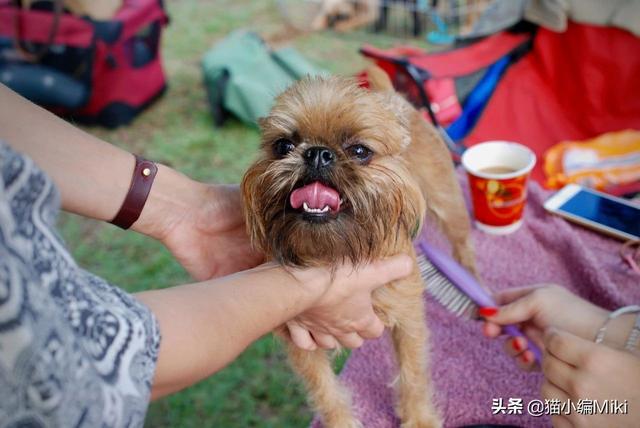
[264,213,381,267]
[246,171,415,267]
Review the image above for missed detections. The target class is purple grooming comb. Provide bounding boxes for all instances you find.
[415,238,542,364]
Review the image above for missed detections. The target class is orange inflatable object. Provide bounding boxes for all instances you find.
[543,130,640,190]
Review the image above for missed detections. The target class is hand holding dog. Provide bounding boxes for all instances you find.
[140,255,412,398]
[287,254,413,350]
[153,182,264,280]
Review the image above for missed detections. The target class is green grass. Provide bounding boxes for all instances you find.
[57,1,425,426]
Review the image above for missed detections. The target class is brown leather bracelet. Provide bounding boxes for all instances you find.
[110,155,158,230]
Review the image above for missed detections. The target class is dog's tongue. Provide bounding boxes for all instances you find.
[290,181,341,212]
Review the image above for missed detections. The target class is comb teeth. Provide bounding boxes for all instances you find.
[417,254,477,318]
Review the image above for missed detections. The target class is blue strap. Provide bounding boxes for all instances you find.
[446,55,512,142]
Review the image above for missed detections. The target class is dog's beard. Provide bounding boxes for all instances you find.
[242,153,416,267]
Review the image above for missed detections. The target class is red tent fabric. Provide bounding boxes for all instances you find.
[464,22,640,185]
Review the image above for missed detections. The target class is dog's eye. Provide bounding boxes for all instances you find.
[272,138,295,158]
[346,144,373,163]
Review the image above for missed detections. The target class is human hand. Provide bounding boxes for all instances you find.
[286,254,413,351]
[160,183,263,280]
[541,328,640,428]
[140,255,409,398]
[479,285,608,370]
[134,170,263,281]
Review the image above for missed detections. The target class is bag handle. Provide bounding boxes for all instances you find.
[13,0,63,62]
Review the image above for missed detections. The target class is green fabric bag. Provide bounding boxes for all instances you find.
[202,31,326,127]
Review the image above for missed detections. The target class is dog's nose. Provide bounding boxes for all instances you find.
[304,146,335,169]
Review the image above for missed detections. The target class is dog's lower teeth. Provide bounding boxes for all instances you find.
[302,202,331,214]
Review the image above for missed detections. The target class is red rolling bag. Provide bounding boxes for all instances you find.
[0,0,168,127]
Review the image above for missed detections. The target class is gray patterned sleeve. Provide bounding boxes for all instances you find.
[0,142,161,428]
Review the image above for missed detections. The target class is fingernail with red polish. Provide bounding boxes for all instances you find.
[520,352,530,364]
[478,307,499,317]
[512,338,522,352]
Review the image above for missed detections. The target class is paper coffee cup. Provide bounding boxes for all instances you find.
[461,141,536,235]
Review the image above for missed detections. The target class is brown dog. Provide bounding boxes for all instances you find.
[241,67,476,428]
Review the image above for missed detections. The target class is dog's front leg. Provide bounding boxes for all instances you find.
[278,329,361,428]
[389,281,443,428]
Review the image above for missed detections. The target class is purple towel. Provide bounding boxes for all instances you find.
[311,172,640,428]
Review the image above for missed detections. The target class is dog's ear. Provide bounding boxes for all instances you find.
[240,164,268,253]
[366,65,394,93]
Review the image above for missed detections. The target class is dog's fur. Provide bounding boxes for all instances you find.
[241,67,476,428]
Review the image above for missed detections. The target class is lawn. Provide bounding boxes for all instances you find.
[57,0,429,426]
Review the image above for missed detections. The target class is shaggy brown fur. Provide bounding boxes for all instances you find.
[241,67,476,428]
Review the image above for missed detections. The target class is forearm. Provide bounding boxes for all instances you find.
[0,84,196,238]
[0,84,133,219]
[136,264,323,399]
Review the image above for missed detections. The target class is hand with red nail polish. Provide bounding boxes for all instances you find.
[479,284,609,371]
[480,285,640,427]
